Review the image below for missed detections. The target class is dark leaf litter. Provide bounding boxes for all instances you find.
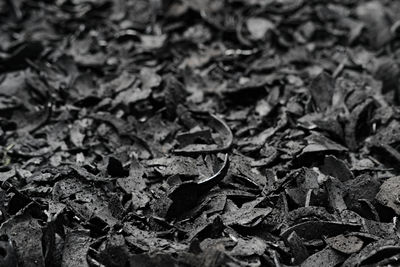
[2,0,400,266]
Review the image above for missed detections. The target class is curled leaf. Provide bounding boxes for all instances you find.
[166,153,229,219]
[174,112,233,155]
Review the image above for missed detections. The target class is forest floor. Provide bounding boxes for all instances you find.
[1,0,400,266]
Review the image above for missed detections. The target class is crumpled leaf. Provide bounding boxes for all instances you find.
[230,237,267,256]
[356,1,392,49]
[342,239,400,267]
[344,173,380,215]
[52,178,118,226]
[166,154,229,219]
[222,197,272,227]
[295,132,348,165]
[375,176,400,216]
[97,233,129,267]
[281,221,361,240]
[124,223,187,253]
[286,231,309,264]
[117,157,150,210]
[174,112,233,155]
[344,98,377,150]
[320,155,353,182]
[300,247,346,267]
[309,71,335,112]
[374,57,400,97]
[61,230,91,267]
[0,207,45,267]
[325,234,364,254]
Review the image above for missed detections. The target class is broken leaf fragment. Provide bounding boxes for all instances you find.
[325,234,364,254]
[52,178,118,226]
[309,71,335,112]
[356,1,392,49]
[342,239,400,267]
[246,17,275,40]
[166,153,229,219]
[174,112,233,155]
[376,176,400,216]
[281,221,361,240]
[0,207,45,267]
[301,247,346,267]
[61,230,91,267]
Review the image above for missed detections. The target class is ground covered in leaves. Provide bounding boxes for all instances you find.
[2,0,400,266]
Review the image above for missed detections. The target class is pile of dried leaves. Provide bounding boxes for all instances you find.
[2,0,400,266]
